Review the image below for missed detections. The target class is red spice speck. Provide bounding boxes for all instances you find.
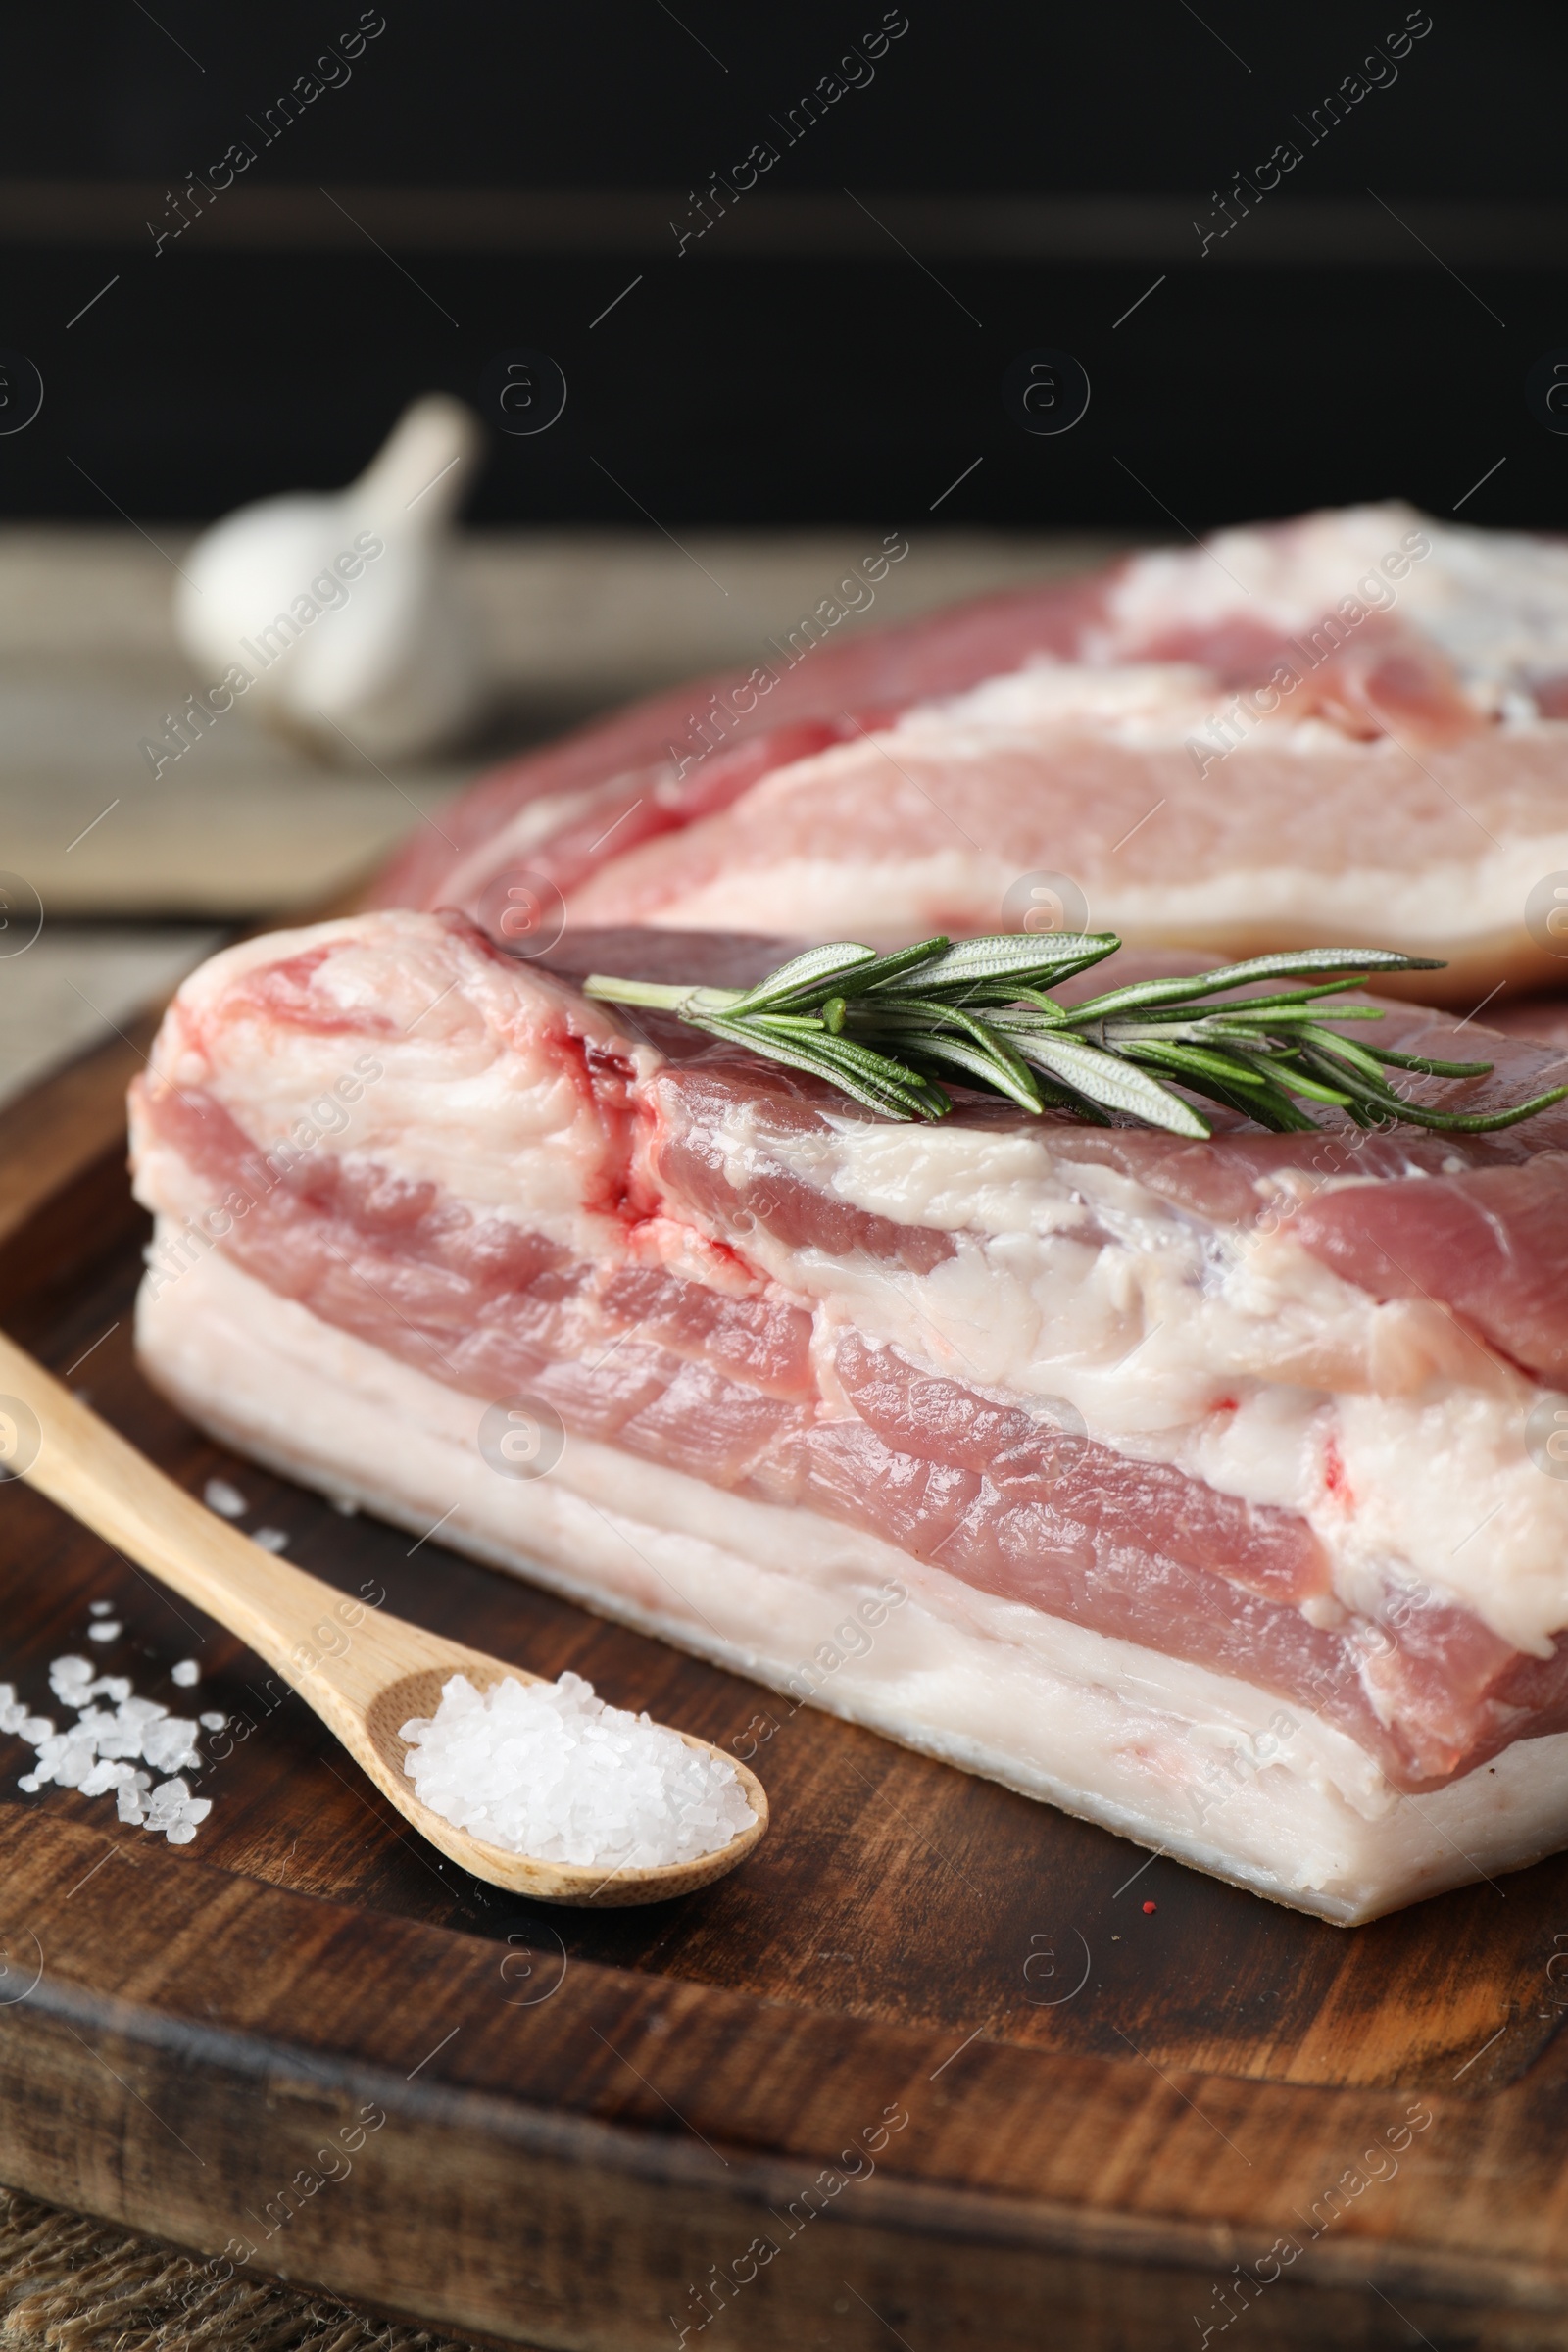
[1142,1900,1157,1915]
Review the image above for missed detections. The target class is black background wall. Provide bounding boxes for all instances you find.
[1,1,1562,530]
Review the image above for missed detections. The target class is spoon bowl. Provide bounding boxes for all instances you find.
[0,1328,767,1905]
[363,1662,767,1905]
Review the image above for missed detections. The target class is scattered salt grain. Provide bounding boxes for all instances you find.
[142,1715,203,1773]
[88,1601,113,1618]
[50,1656,130,1708]
[252,1527,289,1553]
[86,1619,122,1643]
[116,1771,152,1824]
[199,1710,226,1732]
[203,1478,247,1519]
[139,1775,212,1843]
[0,1684,47,1740]
[4,1654,215,1845]
[399,1670,757,1870]
[171,1659,200,1687]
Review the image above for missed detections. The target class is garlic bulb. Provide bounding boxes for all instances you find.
[174,395,488,761]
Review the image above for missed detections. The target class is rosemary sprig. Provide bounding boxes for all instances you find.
[582,934,1568,1139]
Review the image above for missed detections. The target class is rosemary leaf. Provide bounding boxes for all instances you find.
[721,942,882,1015]
[1411,1084,1568,1133]
[1069,948,1444,1024]
[1221,1050,1363,1110]
[1011,1031,1211,1135]
[687,1011,950,1121]
[1294,1043,1413,1112]
[1372,1046,1495,1078]
[866,931,1121,1001]
[1292,1026,1398,1089]
[1112,1042,1321,1131]
[1117,1039,1275,1089]
[856,997,1044,1104]
[889,1030,1047,1113]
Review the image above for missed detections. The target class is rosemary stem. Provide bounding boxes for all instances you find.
[583,976,742,1014]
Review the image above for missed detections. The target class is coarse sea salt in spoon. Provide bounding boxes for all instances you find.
[0,1329,765,1904]
[401,1670,758,1869]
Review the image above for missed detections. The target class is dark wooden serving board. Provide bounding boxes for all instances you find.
[4,1033,1568,2351]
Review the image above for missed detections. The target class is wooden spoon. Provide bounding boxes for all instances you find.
[0,1330,767,1905]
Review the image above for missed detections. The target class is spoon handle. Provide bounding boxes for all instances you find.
[0,1327,487,1726]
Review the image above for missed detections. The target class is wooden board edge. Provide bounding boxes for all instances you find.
[0,1813,1565,2347]
[6,1981,1568,2352]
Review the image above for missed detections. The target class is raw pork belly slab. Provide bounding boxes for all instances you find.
[129,910,1568,1922]
[374,505,1568,1005]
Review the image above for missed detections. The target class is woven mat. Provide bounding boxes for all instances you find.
[0,2186,488,2352]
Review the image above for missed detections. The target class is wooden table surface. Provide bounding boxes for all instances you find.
[0,523,1131,918]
